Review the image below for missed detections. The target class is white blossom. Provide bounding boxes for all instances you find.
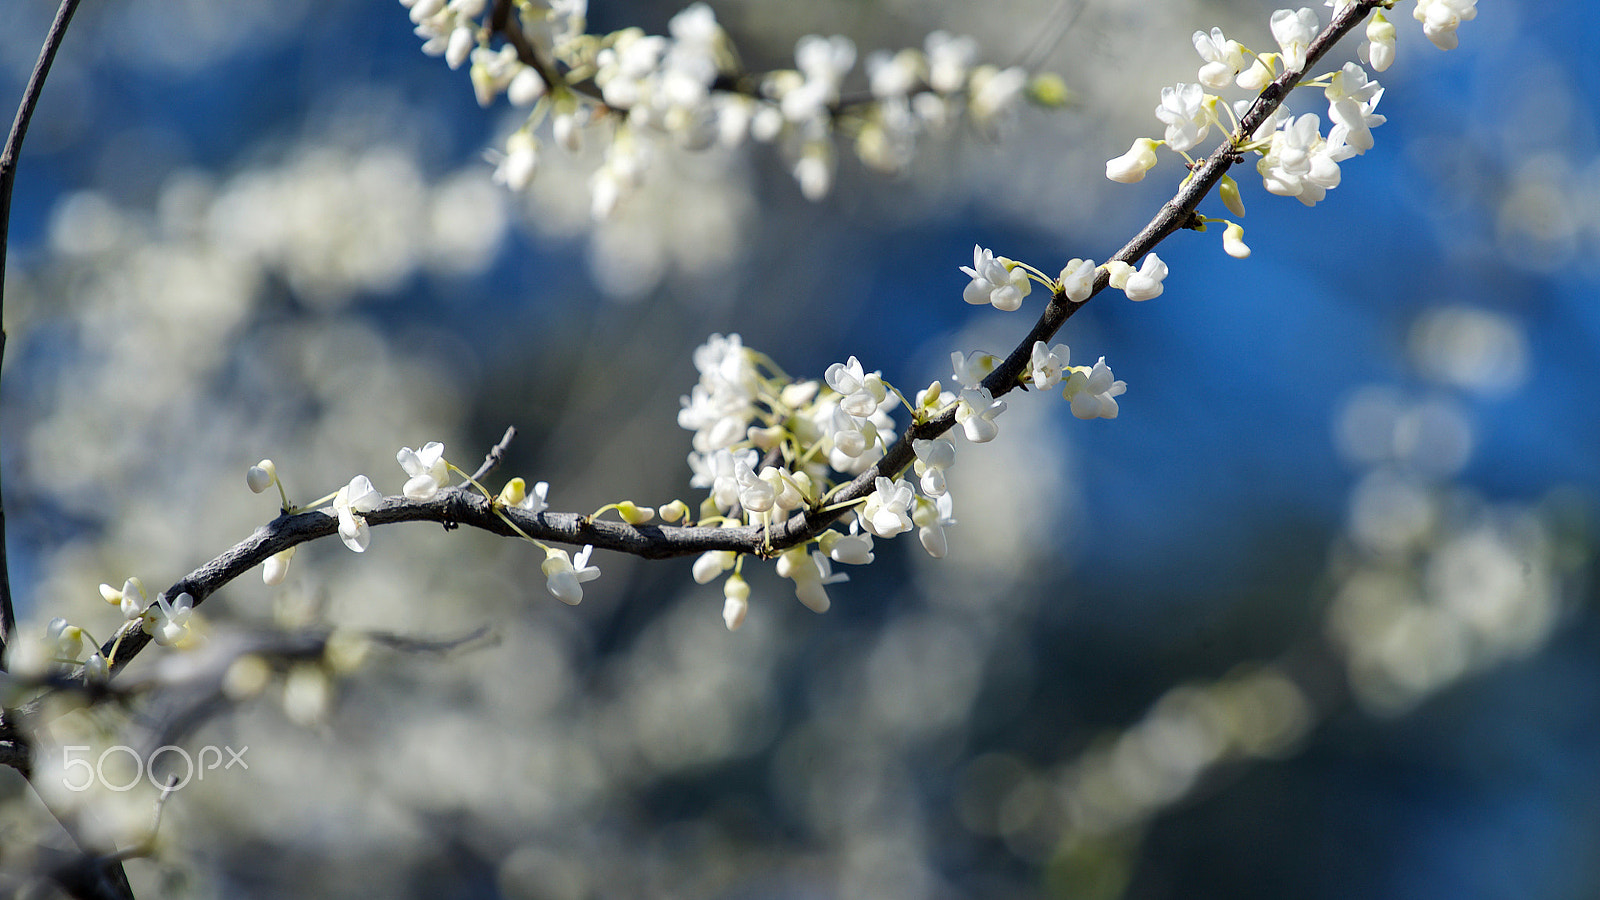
[84,653,109,683]
[760,466,807,511]
[1192,28,1246,90]
[714,94,756,147]
[491,130,538,192]
[1258,113,1350,205]
[144,592,194,647]
[596,32,667,109]
[100,576,148,621]
[263,548,296,585]
[693,549,737,584]
[825,356,888,417]
[960,245,1031,311]
[828,404,872,459]
[735,458,776,513]
[951,350,999,390]
[1058,258,1097,302]
[588,127,651,219]
[776,547,848,613]
[781,34,855,124]
[912,437,956,497]
[821,521,876,565]
[331,475,384,552]
[867,48,922,99]
[1413,0,1476,51]
[815,396,887,476]
[659,3,723,112]
[397,441,449,500]
[1236,56,1275,93]
[408,0,447,22]
[47,618,83,662]
[1029,341,1072,390]
[861,476,916,538]
[1064,357,1127,420]
[793,142,834,200]
[679,333,758,452]
[1234,97,1292,143]
[1325,63,1385,155]
[1270,7,1320,72]
[543,545,601,605]
[445,25,475,70]
[1105,253,1168,301]
[690,448,760,512]
[508,67,546,105]
[955,387,1006,443]
[1154,82,1212,153]
[497,477,549,516]
[914,492,957,559]
[925,31,976,93]
[469,45,521,107]
[969,65,1028,127]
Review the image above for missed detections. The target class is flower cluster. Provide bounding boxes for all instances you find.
[1104,2,1474,263]
[400,0,1052,215]
[670,312,1129,629]
[13,574,204,689]
[670,336,975,627]
[679,333,761,455]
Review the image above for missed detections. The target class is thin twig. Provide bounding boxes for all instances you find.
[0,0,83,663]
[469,426,517,483]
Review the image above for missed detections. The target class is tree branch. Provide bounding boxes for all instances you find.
[1,0,1388,704]
[0,0,1391,773]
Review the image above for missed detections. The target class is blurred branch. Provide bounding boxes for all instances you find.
[6,621,497,778]
[104,776,181,865]
[35,847,136,900]
[0,0,83,663]
[19,776,175,900]
[0,4,133,895]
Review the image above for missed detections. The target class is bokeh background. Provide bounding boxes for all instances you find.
[2,0,1597,897]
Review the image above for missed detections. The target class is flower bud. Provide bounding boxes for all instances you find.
[616,501,655,525]
[247,460,277,493]
[1106,138,1160,183]
[1223,222,1251,259]
[1219,175,1246,218]
[722,575,751,631]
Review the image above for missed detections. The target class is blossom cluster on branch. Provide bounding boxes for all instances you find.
[401,0,1061,212]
